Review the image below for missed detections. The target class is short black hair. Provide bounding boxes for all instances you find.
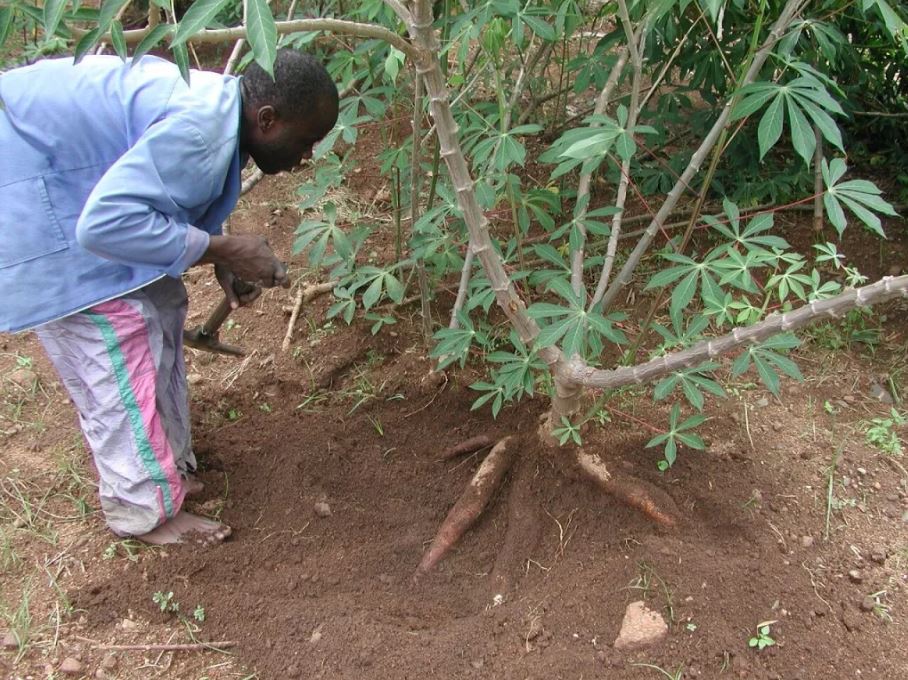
[242,49,338,127]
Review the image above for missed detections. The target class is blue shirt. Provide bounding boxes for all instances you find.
[0,55,243,332]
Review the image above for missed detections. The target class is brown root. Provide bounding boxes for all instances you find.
[575,449,679,528]
[416,437,517,576]
[438,434,494,461]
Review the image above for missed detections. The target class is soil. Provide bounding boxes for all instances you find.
[2,129,908,680]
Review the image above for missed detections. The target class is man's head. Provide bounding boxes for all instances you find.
[240,49,339,175]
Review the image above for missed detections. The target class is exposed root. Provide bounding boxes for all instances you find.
[575,449,679,528]
[438,434,494,461]
[416,437,517,576]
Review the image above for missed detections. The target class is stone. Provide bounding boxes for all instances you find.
[186,373,203,386]
[314,502,332,518]
[120,618,140,632]
[613,601,668,651]
[848,570,863,584]
[860,596,876,612]
[8,367,37,389]
[843,395,857,404]
[60,657,83,675]
[870,548,887,564]
[1,630,18,649]
[756,397,769,408]
[100,654,117,671]
[868,383,894,404]
[800,536,814,549]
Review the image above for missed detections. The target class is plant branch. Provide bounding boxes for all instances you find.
[113,18,419,61]
[587,18,643,307]
[570,274,908,389]
[595,0,807,313]
[398,0,558,366]
[570,46,630,297]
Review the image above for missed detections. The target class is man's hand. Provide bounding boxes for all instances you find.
[199,234,290,289]
[214,263,262,310]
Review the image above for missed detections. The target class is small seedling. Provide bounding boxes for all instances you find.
[863,408,906,456]
[748,620,776,650]
[226,408,242,422]
[153,591,179,614]
[685,621,697,632]
[258,402,272,413]
[193,605,206,622]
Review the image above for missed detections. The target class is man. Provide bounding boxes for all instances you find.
[0,49,339,544]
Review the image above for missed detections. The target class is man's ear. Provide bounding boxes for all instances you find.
[257,105,277,132]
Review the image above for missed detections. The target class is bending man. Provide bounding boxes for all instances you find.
[0,49,338,544]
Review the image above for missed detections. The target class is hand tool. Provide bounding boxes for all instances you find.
[183,279,257,356]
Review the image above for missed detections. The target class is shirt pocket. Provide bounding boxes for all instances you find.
[0,176,69,268]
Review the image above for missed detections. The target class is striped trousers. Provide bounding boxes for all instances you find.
[36,277,195,536]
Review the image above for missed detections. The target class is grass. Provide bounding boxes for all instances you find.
[824,439,847,541]
[1,581,34,663]
[626,561,676,624]
[631,662,685,679]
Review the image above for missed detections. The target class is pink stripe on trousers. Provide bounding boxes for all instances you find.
[91,299,185,518]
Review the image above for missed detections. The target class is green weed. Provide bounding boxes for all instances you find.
[863,408,906,456]
[748,621,776,650]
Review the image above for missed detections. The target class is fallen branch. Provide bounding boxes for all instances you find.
[95,641,236,652]
[281,281,338,351]
[416,437,517,575]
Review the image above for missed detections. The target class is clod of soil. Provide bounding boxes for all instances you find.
[613,601,668,651]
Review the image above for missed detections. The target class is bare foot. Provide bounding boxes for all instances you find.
[183,475,205,496]
[135,511,231,546]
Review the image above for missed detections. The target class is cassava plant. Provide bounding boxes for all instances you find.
[5,0,908,580]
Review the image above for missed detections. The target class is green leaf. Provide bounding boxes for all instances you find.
[0,6,13,50]
[43,0,67,38]
[787,97,815,166]
[110,20,127,59]
[246,0,278,78]
[523,14,555,40]
[731,86,778,121]
[793,96,843,151]
[362,275,384,311]
[754,355,781,396]
[670,269,698,319]
[172,0,231,47]
[757,95,784,159]
[99,0,130,32]
[73,27,103,64]
[837,194,885,237]
[535,318,573,349]
[172,42,191,83]
[132,23,173,64]
[823,193,847,234]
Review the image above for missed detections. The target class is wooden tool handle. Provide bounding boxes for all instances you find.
[201,279,256,336]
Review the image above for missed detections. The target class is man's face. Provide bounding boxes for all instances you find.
[244,106,334,175]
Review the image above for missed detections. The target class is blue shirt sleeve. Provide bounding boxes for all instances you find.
[75,115,219,277]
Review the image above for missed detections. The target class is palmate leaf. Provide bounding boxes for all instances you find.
[731,333,802,397]
[822,159,899,237]
[733,77,845,164]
